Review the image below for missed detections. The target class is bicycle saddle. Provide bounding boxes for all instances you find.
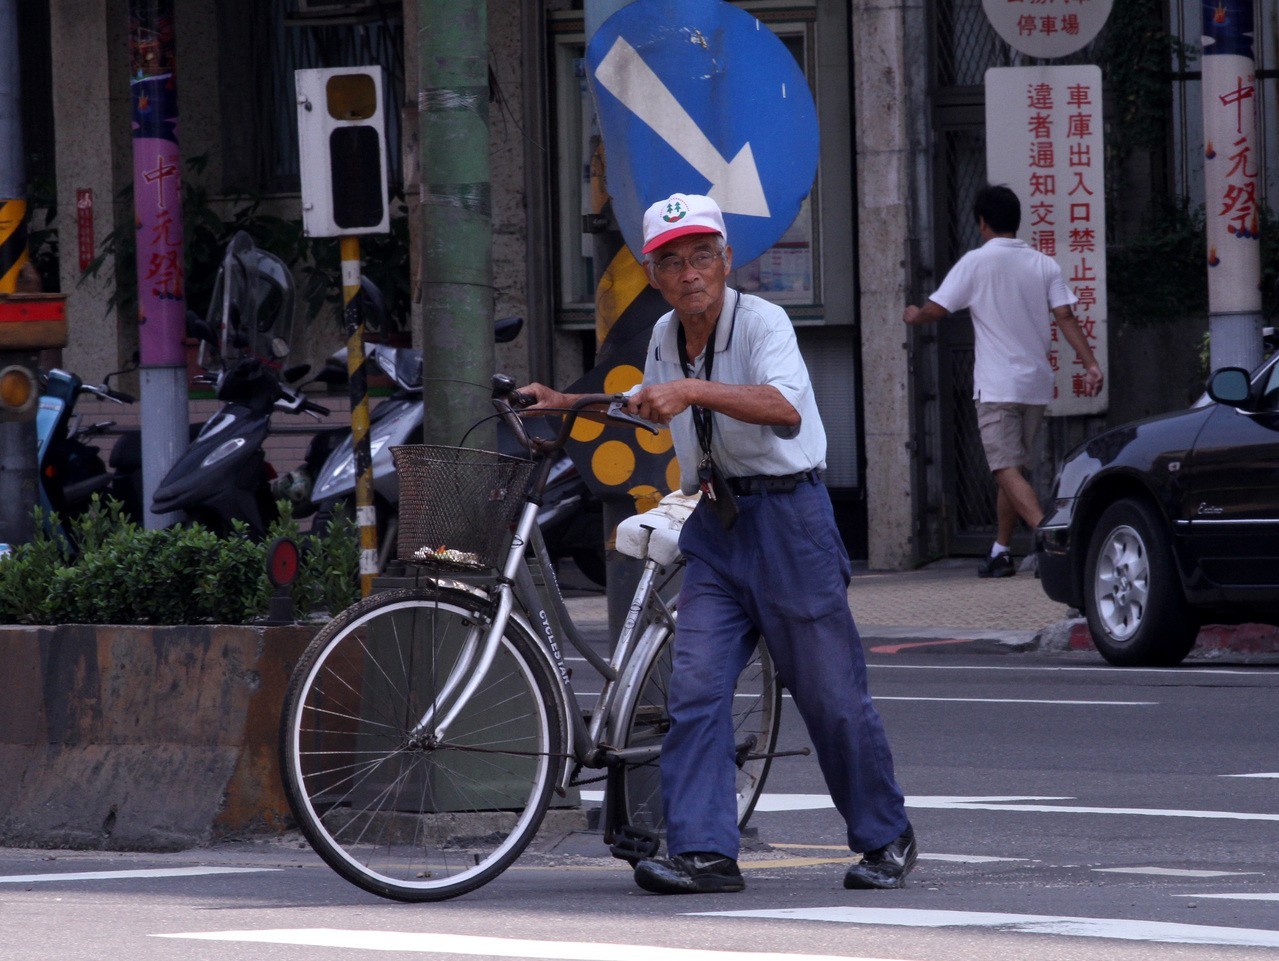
[615,490,701,566]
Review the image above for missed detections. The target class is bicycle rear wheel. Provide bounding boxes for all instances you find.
[613,624,781,838]
[279,587,563,902]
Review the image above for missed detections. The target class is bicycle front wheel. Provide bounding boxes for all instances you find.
[279,587,563,902]
[613,624,781,837]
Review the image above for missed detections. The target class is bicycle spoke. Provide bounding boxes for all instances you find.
[280,589,561,902]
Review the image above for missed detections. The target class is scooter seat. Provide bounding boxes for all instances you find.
[615,491,701,566]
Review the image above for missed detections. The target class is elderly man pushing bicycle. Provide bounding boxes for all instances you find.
[518,193,917,894]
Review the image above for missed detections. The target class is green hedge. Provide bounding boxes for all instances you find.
[0,498,358,625]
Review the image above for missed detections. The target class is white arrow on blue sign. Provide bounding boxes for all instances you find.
[587,0,819,266]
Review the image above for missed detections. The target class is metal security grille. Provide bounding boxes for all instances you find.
[947,345,995,534]
[934,0,1011,88]
[935,126,996,550]
[273,9,405,188]
[928,2,1010,554]
[940,128,985,266]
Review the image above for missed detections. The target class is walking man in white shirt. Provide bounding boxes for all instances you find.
[903,184,1104,577]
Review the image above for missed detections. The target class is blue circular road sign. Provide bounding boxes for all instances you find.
[587,0,820,265]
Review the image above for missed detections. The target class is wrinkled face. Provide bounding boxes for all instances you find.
[646,235,733,318]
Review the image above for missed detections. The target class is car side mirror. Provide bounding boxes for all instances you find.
[1207,367,1251,406]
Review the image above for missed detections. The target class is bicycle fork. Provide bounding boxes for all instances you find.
[407,585,516,742]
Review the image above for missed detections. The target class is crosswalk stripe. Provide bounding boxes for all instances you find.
[154,929,919,961]
[1095,867,1261,878]
[691,907,1279,949]
[0,866,278,884]
[583,790,1279,821]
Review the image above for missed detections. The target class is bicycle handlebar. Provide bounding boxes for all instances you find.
[490,373,659,455]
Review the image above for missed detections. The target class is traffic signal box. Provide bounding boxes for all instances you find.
[0,294,66,422]
[295,67,390,237]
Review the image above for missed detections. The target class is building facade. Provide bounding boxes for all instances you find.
[26,0,1278,568]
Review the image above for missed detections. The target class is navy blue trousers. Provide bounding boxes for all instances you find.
[660,478,908,859]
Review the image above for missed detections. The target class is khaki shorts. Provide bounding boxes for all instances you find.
[976,402,1044,472]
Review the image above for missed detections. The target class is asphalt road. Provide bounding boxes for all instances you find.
[1,646,1277,961]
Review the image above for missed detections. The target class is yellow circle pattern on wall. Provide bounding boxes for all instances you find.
[604,364,644,393]
[565,242,683,516]
[582,362,683,512]
[592,439,636,487]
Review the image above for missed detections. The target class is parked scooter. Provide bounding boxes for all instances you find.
[150,232,329,537]
[302,309,607,584]
[36,366,139,540]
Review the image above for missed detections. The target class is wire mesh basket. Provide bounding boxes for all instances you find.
[392,445,536,571]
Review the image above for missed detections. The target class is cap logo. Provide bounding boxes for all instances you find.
[661,200,687,224]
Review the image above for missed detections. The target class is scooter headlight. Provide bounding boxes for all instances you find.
[201,436,247,468]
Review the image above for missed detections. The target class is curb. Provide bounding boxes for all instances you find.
[1037,618,1279,657]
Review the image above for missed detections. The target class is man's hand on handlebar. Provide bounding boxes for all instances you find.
[622,382,692,428]
[498,377,661,438]
[510,382,576,415]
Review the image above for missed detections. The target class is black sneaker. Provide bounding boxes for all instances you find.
[977,552,1015,578]
[633,852,745,894]
[843,825,918,890]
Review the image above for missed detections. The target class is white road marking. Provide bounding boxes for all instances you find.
[0,866,278,884]
[1176,892,1279,902]
[767,843,1026,864]
[1094,867,1262,878]
[154,929,917,961]
[875,696,1155,705]
[870,662,1276,678]
[907,795,1279,822]
[1222,772,1279,778]
[691,906,1279,949]
[582,791,1279,822]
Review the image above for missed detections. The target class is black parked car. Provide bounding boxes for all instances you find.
[1036,340,1279,666]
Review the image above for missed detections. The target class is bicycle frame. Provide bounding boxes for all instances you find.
[422,501,676,784]
[420,386,679,790]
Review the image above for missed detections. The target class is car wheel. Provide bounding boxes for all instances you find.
[1083,498,1197,666]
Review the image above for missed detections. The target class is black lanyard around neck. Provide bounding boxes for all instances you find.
[676,290,736,461]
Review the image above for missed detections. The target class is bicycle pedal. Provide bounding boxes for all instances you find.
[608,824,660,865]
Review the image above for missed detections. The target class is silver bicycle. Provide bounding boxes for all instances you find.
[278,376,784,902]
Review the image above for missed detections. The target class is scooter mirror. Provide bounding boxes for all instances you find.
[283,364,311,383]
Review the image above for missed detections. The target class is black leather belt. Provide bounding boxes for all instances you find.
[726,470,820,495]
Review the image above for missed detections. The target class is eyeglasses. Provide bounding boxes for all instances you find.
[651,249,722,275]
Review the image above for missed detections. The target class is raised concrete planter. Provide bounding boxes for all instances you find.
[0,623,317,851]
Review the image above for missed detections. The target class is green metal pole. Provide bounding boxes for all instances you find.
[418,0,493,448]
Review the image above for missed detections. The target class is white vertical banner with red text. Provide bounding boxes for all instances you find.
[1201,8,1261,317]
[986,64,1107,416]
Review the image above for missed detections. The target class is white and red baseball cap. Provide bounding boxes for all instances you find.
[641,193,727,254]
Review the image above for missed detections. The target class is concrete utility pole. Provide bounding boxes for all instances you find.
[417,0,494,447]
[1202,0,1263,373]
[129,0,189,527]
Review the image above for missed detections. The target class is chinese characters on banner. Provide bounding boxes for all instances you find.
[75,189,95,273]
[130,5,187,367]
[986,65,1107,416]
[1202,0,1261,316]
